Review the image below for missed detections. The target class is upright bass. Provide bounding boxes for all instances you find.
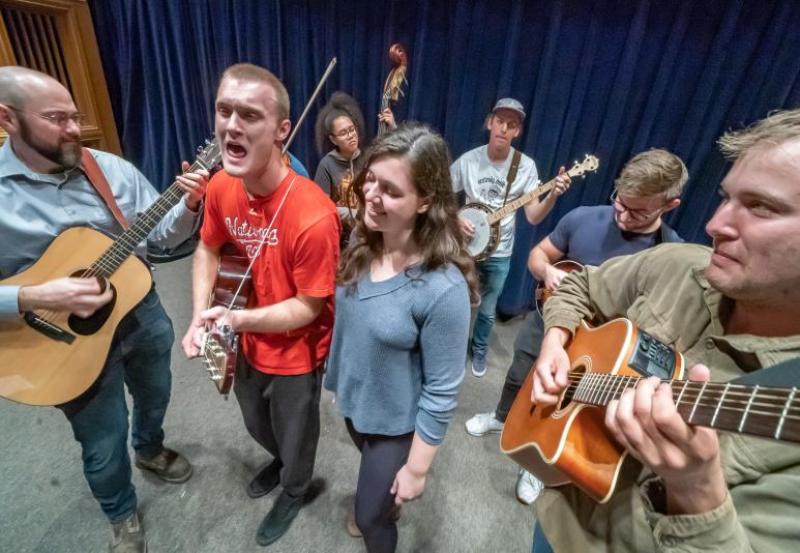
[378,43,408,136]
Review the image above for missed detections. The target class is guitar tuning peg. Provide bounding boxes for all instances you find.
[205,138,211,146]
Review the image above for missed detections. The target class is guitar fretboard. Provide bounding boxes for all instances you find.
[89,157,213,278]
[568,372,800,443]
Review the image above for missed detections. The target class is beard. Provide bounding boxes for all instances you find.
[19,118,82,170]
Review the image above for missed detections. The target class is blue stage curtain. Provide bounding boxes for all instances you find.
[88,0,800,315]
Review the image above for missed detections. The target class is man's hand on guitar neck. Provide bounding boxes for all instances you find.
[543,263,569,291]
[176,161,210,213]
[181,306,237,359]
[605,365,727,516]
[18,277,113,318]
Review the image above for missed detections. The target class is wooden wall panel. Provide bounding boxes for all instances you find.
[0,0,119,153]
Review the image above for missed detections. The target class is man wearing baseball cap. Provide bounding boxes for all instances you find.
[451,98,570,377]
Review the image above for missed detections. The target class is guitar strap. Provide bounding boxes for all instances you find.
[502,149,522,207]
[80,149,130,230]
[731,356,800,388]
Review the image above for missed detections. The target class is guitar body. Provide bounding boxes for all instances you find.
[500,319,684,503]
[534,260,584,317]
[0,227,152,406]
[202,244,252,395]
[460,202,499,261]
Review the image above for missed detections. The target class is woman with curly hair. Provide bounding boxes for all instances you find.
[313,91,395,204]
[324,124,477,553]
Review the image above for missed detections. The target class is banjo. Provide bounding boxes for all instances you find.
[460,154,599,260]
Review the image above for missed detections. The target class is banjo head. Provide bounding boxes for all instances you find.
[460,203,495,258]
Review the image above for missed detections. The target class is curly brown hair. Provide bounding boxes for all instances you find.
[338,124,479,304]
[314,91,366,156]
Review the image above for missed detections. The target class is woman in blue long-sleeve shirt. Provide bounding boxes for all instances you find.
[324,124,478,553]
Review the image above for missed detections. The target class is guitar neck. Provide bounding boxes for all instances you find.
[487,178,556,225]
[92,157,210,277]
[571,373,800,443]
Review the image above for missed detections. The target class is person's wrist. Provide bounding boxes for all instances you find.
[665,464,727,515]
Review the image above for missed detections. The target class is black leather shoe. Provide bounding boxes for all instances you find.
[247,459,281,499]
[255,490,303,546]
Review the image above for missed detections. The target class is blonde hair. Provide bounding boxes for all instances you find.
[614,148,688,199]
[718,108,800,160]
[220,63,290,120]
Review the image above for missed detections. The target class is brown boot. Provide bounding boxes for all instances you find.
[109,511,147,553]
[135,447,192,483]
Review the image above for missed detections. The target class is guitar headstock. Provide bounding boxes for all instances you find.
[194,138,222,172]
[566,154,600,179]
[201,324,237,393]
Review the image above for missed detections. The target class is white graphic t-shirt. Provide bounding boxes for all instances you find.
[450,145,539,257]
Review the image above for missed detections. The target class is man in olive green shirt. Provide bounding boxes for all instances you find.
[531,108,800,552]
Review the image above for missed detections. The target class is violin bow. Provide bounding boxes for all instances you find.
[282,57,338,154]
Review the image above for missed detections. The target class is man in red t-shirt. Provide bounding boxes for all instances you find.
[181,63,340,547]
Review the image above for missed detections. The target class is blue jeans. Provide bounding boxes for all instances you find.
[471,256,511,355]
[59,288,175,522]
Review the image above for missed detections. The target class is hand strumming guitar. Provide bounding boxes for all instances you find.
[18,276,113,318]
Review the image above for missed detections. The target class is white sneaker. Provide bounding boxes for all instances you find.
[465,412,504,436]
[515,469,543,505]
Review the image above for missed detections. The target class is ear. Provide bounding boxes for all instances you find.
[416,196,432,214]
[661,198,681,214]
[0,104,18,134]
[277,118,291,142]
[484,114,493,131]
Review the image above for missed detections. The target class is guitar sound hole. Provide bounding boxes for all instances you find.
[67,272,117,336]
[559,366,585,410]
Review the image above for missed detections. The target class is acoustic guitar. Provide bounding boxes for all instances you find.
[201,244,252,396]
[500,318,800,503]
[0,140,221,406]
[460,155,599,260]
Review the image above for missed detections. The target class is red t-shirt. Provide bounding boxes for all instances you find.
[200,169,340,375]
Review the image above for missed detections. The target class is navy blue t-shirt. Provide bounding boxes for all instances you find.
[549,205,682,267]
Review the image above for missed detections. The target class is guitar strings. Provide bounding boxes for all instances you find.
[34,167,201,324]
[559,374,800,419]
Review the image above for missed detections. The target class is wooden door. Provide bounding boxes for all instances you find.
[0,0,120,153]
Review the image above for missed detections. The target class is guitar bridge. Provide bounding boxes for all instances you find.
[23,312,76,344]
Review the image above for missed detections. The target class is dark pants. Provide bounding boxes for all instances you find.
[495,312,545,422]
[345,418,413,553]
[233,359,322,497]
[59,288,174,522]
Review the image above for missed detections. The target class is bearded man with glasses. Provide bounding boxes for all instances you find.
[0,66,208,552]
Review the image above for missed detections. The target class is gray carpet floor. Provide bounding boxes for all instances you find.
[0,256,535,552]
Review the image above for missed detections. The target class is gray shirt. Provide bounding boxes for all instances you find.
[324,263,470,445]
[0,140,200,318]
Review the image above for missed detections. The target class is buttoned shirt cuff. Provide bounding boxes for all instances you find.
[0,286,22,320]
[640,476,742,551]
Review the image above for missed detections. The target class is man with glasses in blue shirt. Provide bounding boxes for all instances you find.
[0,66,207,553]
[465,148,686,504]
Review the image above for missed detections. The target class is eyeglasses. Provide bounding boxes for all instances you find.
[610,190,669,222]
[7,106,87,127]
[331,126,357,139]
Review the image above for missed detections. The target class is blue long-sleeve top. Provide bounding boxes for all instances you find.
[324,263,470,445]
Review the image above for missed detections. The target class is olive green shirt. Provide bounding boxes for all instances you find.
[538,243,800,552]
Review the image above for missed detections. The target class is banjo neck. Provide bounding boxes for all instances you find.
[486,178,557,225]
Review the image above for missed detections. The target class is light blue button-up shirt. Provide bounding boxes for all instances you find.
[0,139,200,318]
